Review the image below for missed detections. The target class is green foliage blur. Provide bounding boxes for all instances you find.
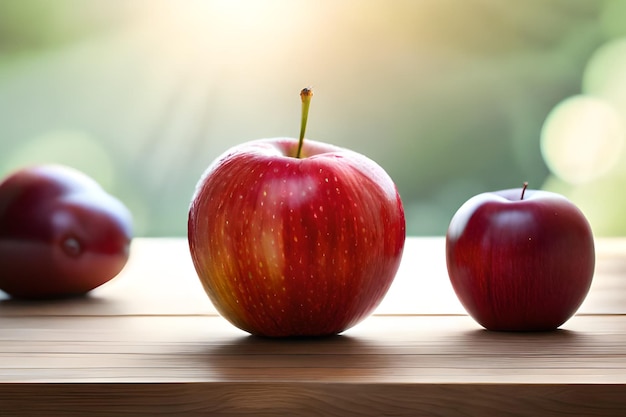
[1,0,625,236]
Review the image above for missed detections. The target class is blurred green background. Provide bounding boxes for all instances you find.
[1,0,626,237]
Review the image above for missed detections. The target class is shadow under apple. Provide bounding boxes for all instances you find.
[451,326,593,358]
[0,290,119,316]
[187,332,395,383]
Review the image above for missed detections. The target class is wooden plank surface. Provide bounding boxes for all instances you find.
[1,237,625,416]
[1,314,626,383]
[1,383,624,417]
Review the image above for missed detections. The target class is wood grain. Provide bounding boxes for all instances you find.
[1,383,625,417]
[1,315,625,383]
[0,237,625,416]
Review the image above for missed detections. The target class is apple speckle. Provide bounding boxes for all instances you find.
[188,137,405,337]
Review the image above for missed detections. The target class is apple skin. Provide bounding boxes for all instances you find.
[188,138,405,337]
[445,187,595,331]
[0,165,133,299]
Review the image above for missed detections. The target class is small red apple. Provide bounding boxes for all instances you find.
[446,183,595,331]
[188,88,406,337]
[0,165,132,299]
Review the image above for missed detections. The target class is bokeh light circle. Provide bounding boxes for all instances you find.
[540,95,625,185]
[582,37,626,121]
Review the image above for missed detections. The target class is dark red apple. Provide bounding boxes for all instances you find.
[446,183,595,331]
[188,88,406,337]
[0,165,133,299]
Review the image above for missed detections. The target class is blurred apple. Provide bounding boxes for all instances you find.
[0,165,132,299]
[188,88,406,337]
[446,183,595,331]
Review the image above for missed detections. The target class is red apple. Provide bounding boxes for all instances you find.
[446,183,595,331]
[188,88,405,337]
[0,165,133,299]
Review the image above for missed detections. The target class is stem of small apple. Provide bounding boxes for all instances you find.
[296,87,313,159]
[521,182,528,200]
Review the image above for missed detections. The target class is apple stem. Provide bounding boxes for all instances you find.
[521,182,528,200]
[296,87,313,159]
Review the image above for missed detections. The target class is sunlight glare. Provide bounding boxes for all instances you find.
[129,0,305,77]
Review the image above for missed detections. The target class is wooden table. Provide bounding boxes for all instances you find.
[1,237,625,416]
